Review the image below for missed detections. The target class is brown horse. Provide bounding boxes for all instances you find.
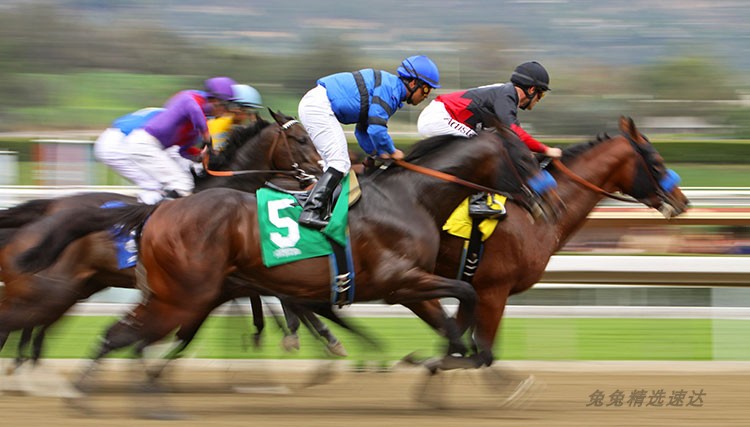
[430,116,689,367]
[0,110,338,366]
[16,129,537,382]
[12,116,688,366]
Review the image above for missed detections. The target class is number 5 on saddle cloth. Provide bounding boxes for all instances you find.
[256,173,360,306]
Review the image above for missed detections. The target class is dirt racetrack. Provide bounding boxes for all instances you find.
[1,359,749,427]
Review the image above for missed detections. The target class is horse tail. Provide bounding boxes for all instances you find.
[0,198,55,228]
[15,203,159,274]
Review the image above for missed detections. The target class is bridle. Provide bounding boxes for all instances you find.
[202,119,318,185]
[550,133,679,206]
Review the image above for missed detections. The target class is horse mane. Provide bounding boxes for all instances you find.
[561,132,616,160]
[404,134,467,162]
[209,118,272,169]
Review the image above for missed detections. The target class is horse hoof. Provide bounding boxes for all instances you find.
[423,357,442,375]
[326,341,348,357]
[397,351,426,367]
[439,354,480,371]
[281,335,300,352]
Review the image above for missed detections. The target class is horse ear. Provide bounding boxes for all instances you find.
[618,116,641,142]
[268,108,281,125]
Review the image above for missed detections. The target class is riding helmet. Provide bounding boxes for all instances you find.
[397,55,441,88]
[231,84,263,109]
[204,76,238,101]
[510,61,550,91]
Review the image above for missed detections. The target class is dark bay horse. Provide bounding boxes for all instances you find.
[0,110,340,366]
[432,116,689,367]
[17,129,531,383]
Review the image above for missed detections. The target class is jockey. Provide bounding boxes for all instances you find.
[209,84,264,153]
[94,106,165,176]
[113,76,236,204]
[298,55,441,230]
[417,61,560,218]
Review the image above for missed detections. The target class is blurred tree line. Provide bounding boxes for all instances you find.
[1,4,748,138]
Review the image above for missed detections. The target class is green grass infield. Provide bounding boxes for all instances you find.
[2,316,749,362]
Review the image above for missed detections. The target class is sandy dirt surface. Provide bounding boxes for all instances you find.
[1,360,749,427]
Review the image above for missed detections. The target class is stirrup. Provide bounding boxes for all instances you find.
[298,210,329,230]
[468,195,506,220]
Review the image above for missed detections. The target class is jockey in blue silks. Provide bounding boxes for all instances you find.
[297,55,441,230]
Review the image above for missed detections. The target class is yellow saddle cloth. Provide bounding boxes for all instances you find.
[442,194,507,241]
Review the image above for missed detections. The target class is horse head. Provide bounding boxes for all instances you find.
[202,110,322,191]
[615,116,689,218]
[267,109,322,189]
[556,116,689,219]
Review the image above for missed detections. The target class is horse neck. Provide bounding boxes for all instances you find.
[230,125,278,172]
[553,137,635,243]
[199,126,280,192]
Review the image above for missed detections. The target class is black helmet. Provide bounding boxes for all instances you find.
[510,61,550,91]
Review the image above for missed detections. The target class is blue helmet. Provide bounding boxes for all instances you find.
[397,55,441,88]
[204,76,237,101]
[230,84,263,108]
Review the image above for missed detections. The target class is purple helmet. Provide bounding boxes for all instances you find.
[204,76,237,101]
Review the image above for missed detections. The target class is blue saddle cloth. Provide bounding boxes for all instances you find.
[100,201,138,269]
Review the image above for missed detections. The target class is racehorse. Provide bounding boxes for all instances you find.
[16,128,533,387]
[11,117,691,409]
[431,116,689,368]
[0,110,344,367]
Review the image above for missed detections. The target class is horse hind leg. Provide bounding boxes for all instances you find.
[30,325,48,366]
[145,307,214,383]
[13,327,34,371]
[388,274,479,371]
[249,294,265,348]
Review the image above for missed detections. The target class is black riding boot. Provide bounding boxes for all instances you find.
[468,192,506,220]
[298,168,344,230]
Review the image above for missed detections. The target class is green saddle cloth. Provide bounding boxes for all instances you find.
[256,174,350,267]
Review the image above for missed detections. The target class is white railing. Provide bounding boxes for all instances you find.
[2,186,749,208]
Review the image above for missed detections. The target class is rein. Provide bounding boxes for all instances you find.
[393,159,514,199]
[550,158,636,203]
[551,130,663,205]
[201,119,302,177]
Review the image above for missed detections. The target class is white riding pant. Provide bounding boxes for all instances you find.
[105,129,195,204]
[417,100,477,138]
[298,85,351,174]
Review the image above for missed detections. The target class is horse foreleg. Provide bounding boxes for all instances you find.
[387,274,478,366]
[456,286,510,367]
[299,309,347,357]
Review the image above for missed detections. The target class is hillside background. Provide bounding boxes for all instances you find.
[1,0,750,137]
